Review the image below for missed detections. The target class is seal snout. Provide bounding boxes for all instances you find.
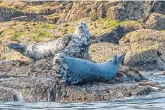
[55,58,60,64]
[77,21,87,30]
[53,53,66,65]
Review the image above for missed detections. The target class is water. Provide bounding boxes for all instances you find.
[1,71,165,110]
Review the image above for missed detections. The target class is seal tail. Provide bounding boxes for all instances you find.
[117,53,126,66]
[112,55,118,65]
[7,43,26,53]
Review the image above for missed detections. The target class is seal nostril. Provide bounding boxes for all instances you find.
[55,59,60,64]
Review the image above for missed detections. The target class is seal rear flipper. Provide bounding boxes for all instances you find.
[117,53,126,66]
[112,55,118,65]
[7,43,26,53]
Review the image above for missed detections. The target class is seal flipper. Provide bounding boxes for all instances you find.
[117,53,126,67]
[112,55,118,65]
[7,43,26,54]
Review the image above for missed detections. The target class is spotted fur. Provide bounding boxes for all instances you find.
[7,21,90,60]
[52,53,125,85]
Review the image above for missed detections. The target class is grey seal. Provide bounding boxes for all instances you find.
[7,35,72,60]
[7,21,90,60]
[52,53,125,85]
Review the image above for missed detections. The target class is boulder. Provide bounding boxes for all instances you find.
[106,6,125,20]
[120,1,151,21]
[0,59,154,102]
[97,21,143,44]
[0,7,24,22]
[119,29,165,70]
[145,13,165,30]
[150,1,165,15]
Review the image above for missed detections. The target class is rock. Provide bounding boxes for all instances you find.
[145,13,165,30]
[89,43,121,62]
[0,7,24,22]
[120,1,151,21]
[11,14,47,22]
[119,29,165,70]
[0,59,154,102]
[98,21,143,44]
[38,7,56,15]
[57,1,152,23]
[150,1,165,15]
[106,6,125,20]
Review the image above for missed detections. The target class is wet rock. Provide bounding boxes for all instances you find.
[145,13,165,30]
[119,29,165,70]
[0,86,15,101]
[1,1,164,23]
[0,59,155,102]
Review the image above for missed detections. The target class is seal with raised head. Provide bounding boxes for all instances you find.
[7,21,90,60]
[63,21,90,59]
[52,53,125,85]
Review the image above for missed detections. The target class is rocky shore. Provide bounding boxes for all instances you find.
[0,59,156,102]
[0,1,165,102]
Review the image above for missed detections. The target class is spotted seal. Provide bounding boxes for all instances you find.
[52,53,125,85]
[63,21,90,59]
[7,35,72,60]
[7,21,90,60]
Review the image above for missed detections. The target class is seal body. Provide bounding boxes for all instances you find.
[7,35,72,60]
[63,21,90,59]
[52,53,125,85]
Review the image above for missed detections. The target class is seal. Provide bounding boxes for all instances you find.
[7,35,72,60]
[63,21,90,59]
[52,53,125,85]
[7,21,90,60]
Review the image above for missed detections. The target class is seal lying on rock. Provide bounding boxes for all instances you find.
[7,21,90,60]
[7,35,72,60]
[52,53,125,85]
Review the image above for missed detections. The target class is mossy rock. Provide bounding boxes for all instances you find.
[119,29,165,70]
[106,6,126,20]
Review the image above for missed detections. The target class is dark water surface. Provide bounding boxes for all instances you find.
[1,71,165,110]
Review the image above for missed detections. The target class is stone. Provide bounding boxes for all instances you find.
[119,29,165,70]
[0,59,154,102]
[145,13,165,30]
